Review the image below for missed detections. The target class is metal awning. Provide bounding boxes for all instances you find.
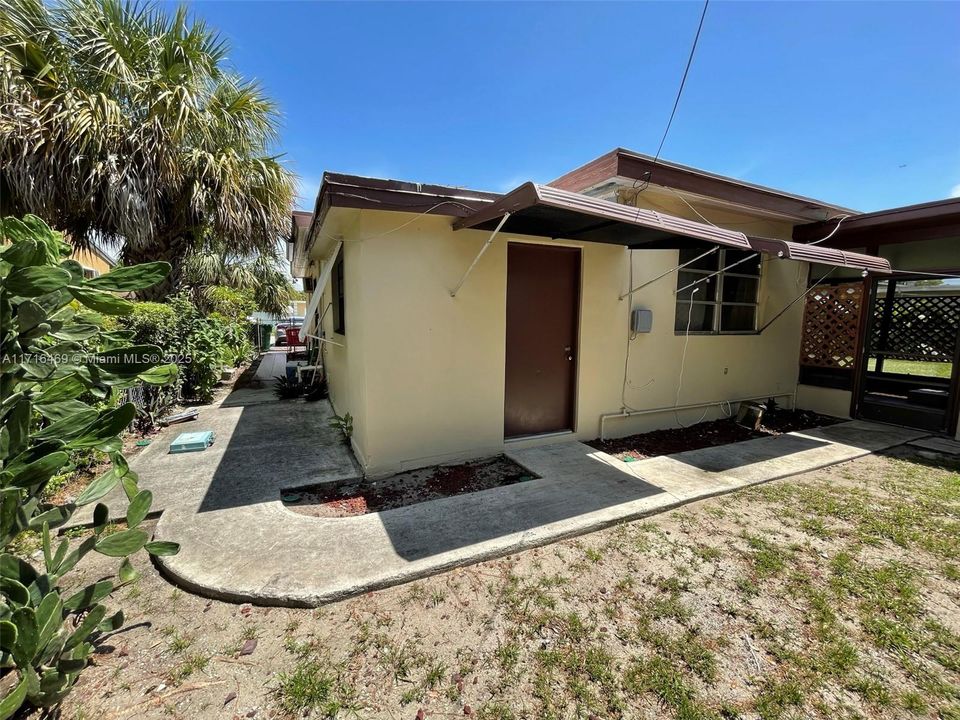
[749,238,891,274]
[453,182,891,274]
[452,182,753,250]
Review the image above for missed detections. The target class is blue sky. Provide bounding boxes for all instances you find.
[180,1,960,213]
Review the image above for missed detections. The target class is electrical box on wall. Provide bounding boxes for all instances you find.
[631,307,653,333]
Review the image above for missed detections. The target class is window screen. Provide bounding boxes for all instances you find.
[331,253,345,334]
[675,248,760,333]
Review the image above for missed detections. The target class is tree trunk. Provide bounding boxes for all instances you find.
[122,234,191,301]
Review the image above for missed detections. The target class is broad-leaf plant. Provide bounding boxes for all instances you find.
[0,216,180,717]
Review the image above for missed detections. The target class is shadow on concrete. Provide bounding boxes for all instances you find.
[376,446,667,562]
[663,433,831,474]
[197,380,361,514]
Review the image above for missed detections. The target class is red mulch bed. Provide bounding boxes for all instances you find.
[283,455,536,518]
[588,408,841,461]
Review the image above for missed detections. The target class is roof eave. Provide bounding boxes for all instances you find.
[295,172,501,271]
[550,148,857,223]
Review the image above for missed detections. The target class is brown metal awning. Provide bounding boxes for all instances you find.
[452,182,753,250]
[453,182,891,274]
[749,238,891,274]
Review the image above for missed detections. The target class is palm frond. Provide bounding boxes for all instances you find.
[0,0,297,294]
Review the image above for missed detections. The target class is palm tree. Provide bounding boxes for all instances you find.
[0,0,295,299]
[182,235,297,318]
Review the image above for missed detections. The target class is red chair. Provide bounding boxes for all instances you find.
[285,326,303,349]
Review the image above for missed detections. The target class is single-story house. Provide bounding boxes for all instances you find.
[289,148,960,477]
[70,240,116,279]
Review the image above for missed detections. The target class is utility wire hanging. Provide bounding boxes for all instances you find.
[674,250,759,296]
[633,0,710,194]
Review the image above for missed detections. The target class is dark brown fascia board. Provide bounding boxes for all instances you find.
[302,172,501,258]
[289,211,313,242]
[793,197,960,246]
[321,172,501,205]
[548,149,620,195]
[550,148,857,222]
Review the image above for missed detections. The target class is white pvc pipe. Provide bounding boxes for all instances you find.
[599,391,797,440]
[303,332,344,348]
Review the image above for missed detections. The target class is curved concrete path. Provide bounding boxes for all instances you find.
[84,353,928,606]
[151,396,924,606]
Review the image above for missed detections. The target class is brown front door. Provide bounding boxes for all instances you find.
[504,243,580,438]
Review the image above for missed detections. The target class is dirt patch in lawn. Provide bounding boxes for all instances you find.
[589,408,841,461]
[39,447,960,720]
[282,455,537,517]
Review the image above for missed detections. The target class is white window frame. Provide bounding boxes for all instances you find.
[675,249,761,335]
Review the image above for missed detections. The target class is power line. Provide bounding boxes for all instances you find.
[634,0,710,192]
[654,0,710,165]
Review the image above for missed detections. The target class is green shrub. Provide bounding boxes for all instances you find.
[122,301,178,347]
[0,215,180,715]
[204,285,255,325]
[211,311,252,368]
[273,375,304,400]
[122,302,183,422]
[120,294,252,406]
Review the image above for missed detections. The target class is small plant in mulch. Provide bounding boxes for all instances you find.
[275,375,328,401]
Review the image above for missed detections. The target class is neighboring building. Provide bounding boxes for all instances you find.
[289,149,958,477]
[70,242,116,278]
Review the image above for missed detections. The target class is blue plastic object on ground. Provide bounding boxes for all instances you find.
[169,430,215,454]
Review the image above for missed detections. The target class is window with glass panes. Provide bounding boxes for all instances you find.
[674,248,761,333]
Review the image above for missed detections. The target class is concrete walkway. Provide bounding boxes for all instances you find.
[67,350,340,527]
[145,399,925,605]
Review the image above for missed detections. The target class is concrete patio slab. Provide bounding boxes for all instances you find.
[147,408,925,606]
[907,435,960,456]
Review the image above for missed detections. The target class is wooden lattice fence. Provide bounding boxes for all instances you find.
[870,293,960,363]
[799,282,864,370]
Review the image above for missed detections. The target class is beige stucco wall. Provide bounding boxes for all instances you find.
[70,247,113,276]
[310,209,371,466]
[308,199,810,477]
[796,385,853,419]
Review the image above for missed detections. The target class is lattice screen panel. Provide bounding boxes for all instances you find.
[799,282,864,369]
[870,294,960,362]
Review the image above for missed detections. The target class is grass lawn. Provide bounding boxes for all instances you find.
[44,447,960,720]
[867,358,954,379]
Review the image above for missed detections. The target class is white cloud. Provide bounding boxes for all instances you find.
[950,183,960,199]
